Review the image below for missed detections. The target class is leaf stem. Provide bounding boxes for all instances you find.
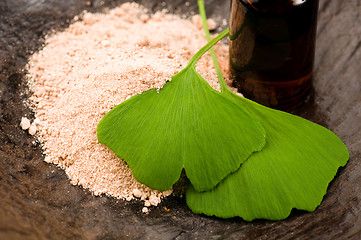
[188,28,229,69]
[197,0,232,95]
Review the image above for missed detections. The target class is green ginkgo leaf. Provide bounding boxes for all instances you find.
[187,1,350,220]
[186,97,349,220]
[97,29,265,192]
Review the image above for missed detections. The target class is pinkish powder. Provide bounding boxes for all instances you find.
[26,2,230,206]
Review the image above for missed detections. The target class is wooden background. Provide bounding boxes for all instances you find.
[0,0,360,239]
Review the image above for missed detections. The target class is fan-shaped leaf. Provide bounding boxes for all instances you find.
[186,96,349,220]
[188,1,349,220]
[97,30,265,192]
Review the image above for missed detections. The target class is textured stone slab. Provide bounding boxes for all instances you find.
[0,0,360,239]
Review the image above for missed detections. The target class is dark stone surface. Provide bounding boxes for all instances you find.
[0,0,360,239]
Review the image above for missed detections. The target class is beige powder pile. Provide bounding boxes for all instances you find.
[27,2,229,207]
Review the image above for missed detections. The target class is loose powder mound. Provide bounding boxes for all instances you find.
[26,2,230,207]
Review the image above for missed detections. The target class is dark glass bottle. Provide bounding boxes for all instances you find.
[229,0,319,110]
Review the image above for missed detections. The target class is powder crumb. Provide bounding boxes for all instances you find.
[20,117,31,130]
[28,123,37,135]
[148,194,161,206]
[144,201,151,207]
[140,14,150,23]
[34,118,40,124]
[142,207,149,214]
[26,3,229,207]
[191,15,217,31]
[132,188,143,198]
[207,18,217,31]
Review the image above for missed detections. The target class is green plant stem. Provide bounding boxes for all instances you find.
[197,0,232,94]
[187,27,229,69]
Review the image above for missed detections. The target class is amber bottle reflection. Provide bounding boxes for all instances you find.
[229,0,319,110]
